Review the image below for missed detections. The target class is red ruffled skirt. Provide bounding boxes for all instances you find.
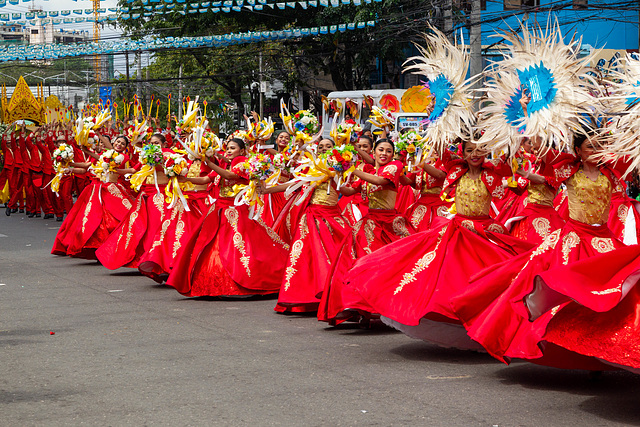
[318,209,416,322]
[452,218,640,371]
[507,203,566,245]
[395,185,418,215]
[52,181,134,260]
[166,198,290,297]
[138,190,214,283]
[339,193,369,226]
[320,215,534,347]
[405,193,452,232]
[274,203,350,313]
[96,184,169,270]
[608,192,640,245]
[493,191,526,223]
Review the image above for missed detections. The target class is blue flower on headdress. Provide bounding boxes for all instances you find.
[517,61,557,115]
[424,74,454,121]
[294,121,306,131]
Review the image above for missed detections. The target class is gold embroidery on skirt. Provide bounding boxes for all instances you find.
[460,220,476,233]
[392,216,411,237]
[283,214,309,290]
[532,217,551,238]
[591,237,615,254]
[81,187,95,234]
[363,219,376,254]
[255,216,290,251]
[411,205,428,228]
[561,231,580,265]
[618,204,629,224]
[486,223,506,234]
[225,207,250,276]
[394,226,447,295]
[172,210,185,259]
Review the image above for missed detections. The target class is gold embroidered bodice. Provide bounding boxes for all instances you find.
[219,179,240,198]
[367,185,396,210]
[187,160,208,191]
[527,182,555,207]
[455,173,491,217]
[565,168,612,225]
[420,171,441,195]
[311,181,338,206]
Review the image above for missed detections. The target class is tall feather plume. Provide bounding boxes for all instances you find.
[595,53,640,177]
[403,25,477,155]
[475,18,601,158]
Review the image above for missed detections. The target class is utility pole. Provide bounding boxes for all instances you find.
[146,67,150,116]
[125,51,131,99]
[469,0,482,93]
[444,0,453,41]
[259,52,264,118]
[136,51,142,119]
[178,64,183,121]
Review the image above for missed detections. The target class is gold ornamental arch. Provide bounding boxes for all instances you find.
[1,76,45,124]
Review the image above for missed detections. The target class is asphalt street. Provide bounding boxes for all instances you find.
[1,212,640,426]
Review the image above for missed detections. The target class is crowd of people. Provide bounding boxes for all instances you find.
[4,23,640,376]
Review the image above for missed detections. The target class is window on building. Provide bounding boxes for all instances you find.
[504,0,539,9]
[573,0,588,9]
[31,29,38,34]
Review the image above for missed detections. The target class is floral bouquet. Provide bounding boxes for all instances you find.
[395,129,429,171]
[367,106,395,131]
[53,143,74,168]
[232,152,276,219]
[49,143,75,193]
[280,99,320,144]
[292,110,320,137]
[163,152,189,178]
[129,144,164,192]
[238,152,275,181]
[75,117,96,148]
[163,152,191,211]
[325,144,358,188]
[140,144,164,166]
[330,118,362,145]
[246,117,275,143]
[101,149,125,173]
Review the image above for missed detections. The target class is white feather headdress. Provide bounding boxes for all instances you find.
[403,26,477,155]
[475,19,600,157]
[593,54,640,176]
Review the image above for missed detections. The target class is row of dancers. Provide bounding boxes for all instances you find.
[7,21,640,374]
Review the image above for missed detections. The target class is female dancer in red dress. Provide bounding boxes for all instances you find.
[166,138,290,297]
[505,136,566,245]
[318,138,416,323]
[261,130,293,228]
[264,138,351,313]
[52,135,135,260]
[339,135,372,225]
[96,133,171,270]
[403,155,451,232]
[138,157,213,283]
[452,131,640,372]
[320,138,534,343]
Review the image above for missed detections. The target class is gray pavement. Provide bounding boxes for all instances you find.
[1,212,640,426]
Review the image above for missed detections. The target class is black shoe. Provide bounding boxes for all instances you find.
[5,206,10,216]
[43,214,54,219]
[56,216,63,222]
[35,213,41,218]
[27,212,35,218]
[10,208,17,213]
[18,209,24,213]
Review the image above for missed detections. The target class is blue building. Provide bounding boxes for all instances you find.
[476,0,638,51]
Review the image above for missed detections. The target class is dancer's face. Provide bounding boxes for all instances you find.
[225,141,244,159]
[463,142,486,167]
[276,132,290,149]
[317,139,334,155]
[374,142,394,166]
[575,137,599,165]
[356,138,372,155]
[113,137,128,153]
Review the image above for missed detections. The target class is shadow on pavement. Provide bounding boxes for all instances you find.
[495,364,640,425]
[389,341,497,365]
